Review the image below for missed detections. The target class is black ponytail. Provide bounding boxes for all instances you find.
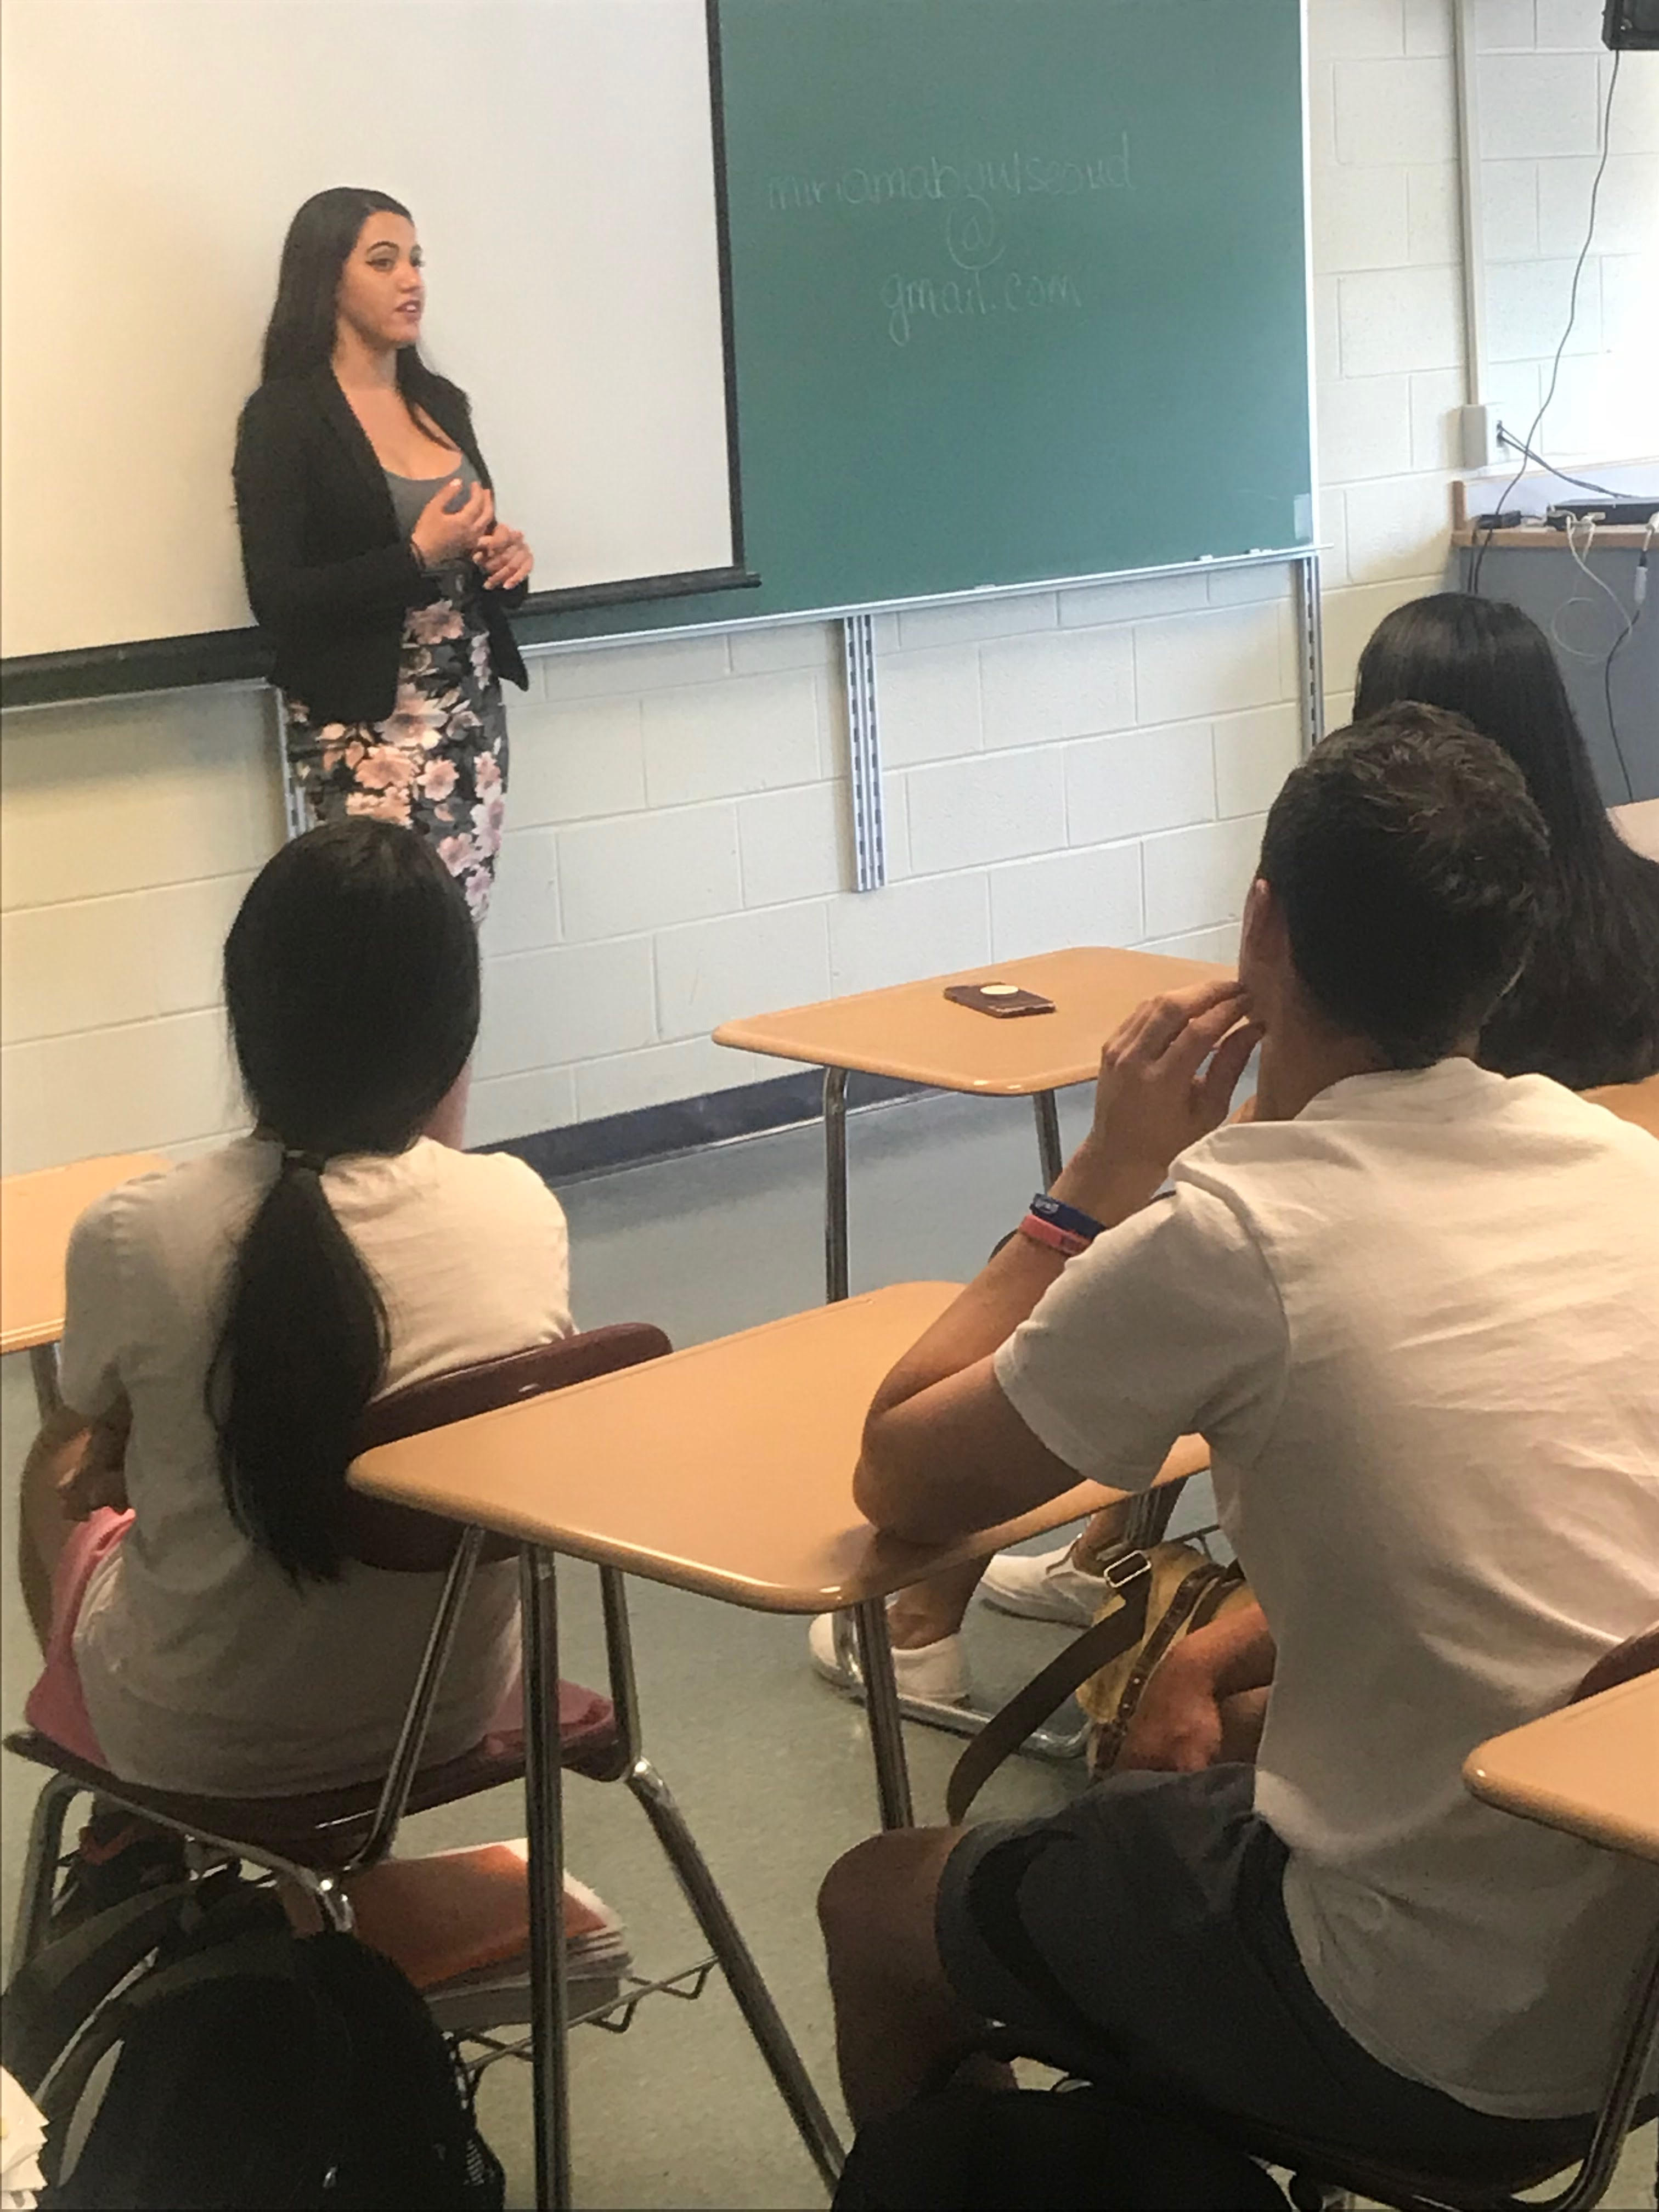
[207,821,479,1582]
[211,1156,390,1580]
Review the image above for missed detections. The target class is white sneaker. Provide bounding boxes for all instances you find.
[978,1542,1105,1627]
[808,1609,969,1705]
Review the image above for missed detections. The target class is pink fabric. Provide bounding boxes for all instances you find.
[482,1671,614,1753]
[24,1507,130,1764]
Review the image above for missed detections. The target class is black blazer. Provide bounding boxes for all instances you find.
[233,366,529,725]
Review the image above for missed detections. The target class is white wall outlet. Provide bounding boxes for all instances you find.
[1459,404,1504,470]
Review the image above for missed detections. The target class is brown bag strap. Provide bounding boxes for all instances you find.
[946,1551,1153,1825]
[1090,1557,1245,1773]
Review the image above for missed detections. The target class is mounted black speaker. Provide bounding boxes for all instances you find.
[1603,0,1659,46]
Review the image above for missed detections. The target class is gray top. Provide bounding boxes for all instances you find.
[386,453,481,597]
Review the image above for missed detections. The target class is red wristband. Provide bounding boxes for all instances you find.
[1018,1211,1092,1259]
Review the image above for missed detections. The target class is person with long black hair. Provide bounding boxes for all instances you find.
[234,188,533,923]
[21,822,571,1826]
[1352,591,1659,1092]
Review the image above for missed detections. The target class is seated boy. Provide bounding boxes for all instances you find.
[817,707,1659,2170]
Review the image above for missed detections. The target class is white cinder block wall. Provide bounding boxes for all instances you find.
[2,0,1655,1171]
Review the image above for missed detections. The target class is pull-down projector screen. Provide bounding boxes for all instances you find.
[0,0,740,670]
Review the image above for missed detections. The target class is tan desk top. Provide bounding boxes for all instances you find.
[0,1154,170,1355]
[1611,799,1659,865]
[713,946,1231,1095]
[352,1281,1194,1613]
[1583,1074,1659,1141]
[1464,1673,1659,1864]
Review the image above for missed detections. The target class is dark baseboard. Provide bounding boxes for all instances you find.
[484,1067,930,1184]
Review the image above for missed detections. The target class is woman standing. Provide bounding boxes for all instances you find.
[235,187,533,921]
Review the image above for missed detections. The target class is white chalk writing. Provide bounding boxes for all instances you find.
[766,137,1131,215]
[881,268,1084,347]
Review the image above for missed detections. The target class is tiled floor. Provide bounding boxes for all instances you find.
[2,1086,1653,2207]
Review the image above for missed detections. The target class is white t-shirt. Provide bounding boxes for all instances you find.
[993,1060,1659,2120]
[61,1137,573,1797]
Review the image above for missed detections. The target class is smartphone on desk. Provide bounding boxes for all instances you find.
[943,981,1057,1018]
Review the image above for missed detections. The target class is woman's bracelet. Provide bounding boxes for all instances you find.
[1016,1191,1108,1259]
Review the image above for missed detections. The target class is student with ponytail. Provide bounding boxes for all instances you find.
[21,821,572,1841]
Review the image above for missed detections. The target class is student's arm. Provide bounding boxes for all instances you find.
[855,980,1261,1542]
[49,1191,139,1518]
[1118,1601,1277,1773]
[25,1397,133,1525]
[233,389,425,639]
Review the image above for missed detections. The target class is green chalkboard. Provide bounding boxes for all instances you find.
[522,0,1313,650]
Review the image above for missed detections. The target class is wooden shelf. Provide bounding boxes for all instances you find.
[1450,475,1657,551]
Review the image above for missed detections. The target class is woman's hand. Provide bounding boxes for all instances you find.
[410,477,492,570]
[475,520,534,592]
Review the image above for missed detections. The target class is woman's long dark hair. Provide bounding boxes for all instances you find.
[207,820,480,1582]
[259,185,460,420]
[1353,592,1659,1090]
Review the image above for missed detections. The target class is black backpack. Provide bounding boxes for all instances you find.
[2,1869,503,2210]
[833,2080,1291,2211]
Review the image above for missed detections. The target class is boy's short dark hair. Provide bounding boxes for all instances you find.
[1258,705,1550,1068]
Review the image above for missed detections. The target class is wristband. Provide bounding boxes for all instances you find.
[1018,1211,1092,1259]
[1028,1193,1107,1244]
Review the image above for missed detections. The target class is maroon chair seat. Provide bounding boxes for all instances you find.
[4,1685,617,1874]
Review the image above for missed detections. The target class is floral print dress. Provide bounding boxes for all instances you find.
[281,465,509,923]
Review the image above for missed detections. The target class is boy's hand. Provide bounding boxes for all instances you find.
[1054,979,1262,1221]
[1116,1641,1228,1773]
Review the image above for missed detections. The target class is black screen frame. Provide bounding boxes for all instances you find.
[1,0,755,710]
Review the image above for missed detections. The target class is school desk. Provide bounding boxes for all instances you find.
[1611,798,1659,864]
[1465,1670,1659,1864]
[350,1281,1164,2205]
[0,1154,169,1413]
[713,945,1230,1305]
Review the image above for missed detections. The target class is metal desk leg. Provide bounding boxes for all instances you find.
[28,1342,62,1421]
[1032,1090,1064,1190]
[627,1759,846,2187]
[852,1597,915,1830]
[824,1065,850,1303]
[521,1547,572,2212]
[599,1569,845,2187]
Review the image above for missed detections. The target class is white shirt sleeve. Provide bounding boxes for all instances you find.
[475,1153,573,1335]
[58,1190,132,1420]
[992,1182,1289,1488]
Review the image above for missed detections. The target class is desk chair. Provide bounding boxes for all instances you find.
[5,1326,839,2191]
[977,1628,1659,2212]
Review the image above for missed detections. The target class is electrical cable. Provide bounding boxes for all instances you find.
[1564,514,1630,642]
[1598,514,1655,805]
[1470,46,1622,595]
[1548,512,1623,665]
[1564,515,1637,800]
[1491,429,1632,504]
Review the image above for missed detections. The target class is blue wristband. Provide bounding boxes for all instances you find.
[1029,1193,1106,1244]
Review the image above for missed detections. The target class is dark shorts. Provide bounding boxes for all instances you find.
[936,1765,1588,2177]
